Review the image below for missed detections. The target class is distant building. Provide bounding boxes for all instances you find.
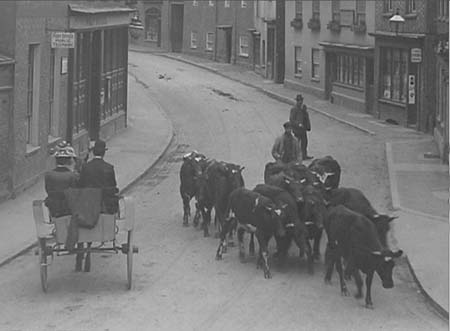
[0,1,133,199]
[285,0,375,113]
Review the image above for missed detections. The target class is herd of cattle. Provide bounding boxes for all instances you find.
[179,151,403,309]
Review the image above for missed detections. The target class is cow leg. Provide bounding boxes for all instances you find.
[335,255,349,296]
[193,202,201,227]
[237,227,246,262]
[256,232,271,279]
[201,207,212,237]
[305,239,314,274]
[274,235,290,266]
[249,233,255,256]
[365,272,375,309]
[215,220,232,260]
[313,227,323,261]
[75,243,84,272]
[181,193,191,226]
[352,269,363,299]
[292,227,306,259]
[324,242,336,284]
[84,242,91,272]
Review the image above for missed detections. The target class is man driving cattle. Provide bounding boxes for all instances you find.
[271,122,301,165]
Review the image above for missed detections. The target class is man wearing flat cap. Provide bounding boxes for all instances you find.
[272,122,301,165]
[79,140,119,214]
[289,94,312,160]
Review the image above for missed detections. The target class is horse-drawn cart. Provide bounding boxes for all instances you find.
[32,195,138,292]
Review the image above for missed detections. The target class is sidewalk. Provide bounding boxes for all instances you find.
[131,45,449,318]
[0,72,174,267]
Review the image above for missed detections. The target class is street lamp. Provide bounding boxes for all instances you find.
[389,9,405,35]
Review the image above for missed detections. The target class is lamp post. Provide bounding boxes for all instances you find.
[389,9,405,35]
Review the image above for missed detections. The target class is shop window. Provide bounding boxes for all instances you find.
[380,47,408,103]
[206,32,214,51]
[145,8,161,43]
[254,35,261,66]
[295,0,302,19]
[294,46,302,77]
[406,0,416,13]
[224,0,230,8]
[190,31,198,49]
[439,0,449,18]
[336,54,364,87]
[311,48,320,79]
[355,0,366,24]
[332,0,340,21]
[383,0,393,12]
[239,36,249,57]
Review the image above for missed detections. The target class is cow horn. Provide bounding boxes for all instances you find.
[300,178,306,184]
[254,197,260,208]
[273,209,282,216]
[384,256,393,262]
[371,251,382,256]
[389,215,398,221]
[391,249,403,258]
[239,166,245,171]
[372,214,380,219]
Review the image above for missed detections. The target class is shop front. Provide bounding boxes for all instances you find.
[320,42,374,113]
[67,4,133,152]
[373,33,431,130]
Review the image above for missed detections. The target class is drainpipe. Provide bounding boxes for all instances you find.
[214,0,218,61]
[233,1,238,64]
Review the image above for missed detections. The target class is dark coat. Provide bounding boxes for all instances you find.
[79,158,119,214]
[289,103,311,133]
[44,167,79,217]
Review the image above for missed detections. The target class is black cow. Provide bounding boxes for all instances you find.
[179,151,208,227]
[265,161,320,189]
[216,188,287,279]
[253,184,308,268]
[197,160,245,237]
[324,205,403,309]
[308,156,341,191]
[298,184,328,267]
[325,187,397,249]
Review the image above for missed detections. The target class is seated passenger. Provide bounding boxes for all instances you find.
[79,140,119,214]
[44,142,79,218]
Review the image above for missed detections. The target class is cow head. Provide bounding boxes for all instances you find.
[299,185,327,229]
[282,176,304,203]
[255,197,287,238]
[371,249,403,288]
[225,163,245,190]
[183,151,207,179]
[372,214,397,249]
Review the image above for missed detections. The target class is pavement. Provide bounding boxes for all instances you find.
[0,43,447,320]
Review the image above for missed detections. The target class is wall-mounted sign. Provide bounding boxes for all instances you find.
[51,32,75,49]
[410,48,422,63]
[408,74,416,104]
[60,56,68,75]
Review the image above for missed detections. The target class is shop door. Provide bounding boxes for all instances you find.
[171,4,184,52]
[225,28,232,63]
[267,27,275,80]
[89,30,102,140]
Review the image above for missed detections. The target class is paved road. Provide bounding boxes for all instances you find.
[0,53,446,331]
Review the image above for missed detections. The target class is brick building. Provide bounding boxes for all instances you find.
[284,0,376,113]
[126,0,163,49]
[0,1,132,199]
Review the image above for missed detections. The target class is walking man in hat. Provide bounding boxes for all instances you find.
[289,94,313,160]
[272,122,302,165]
[79,140,119,214]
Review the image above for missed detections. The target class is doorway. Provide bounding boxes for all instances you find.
[170,4,184,52]
[365,57,374,113]
[225,28,232,63]
[267,27,275,80]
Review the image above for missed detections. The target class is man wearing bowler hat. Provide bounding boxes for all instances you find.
[289,94,313,160]
[79,140,119,214]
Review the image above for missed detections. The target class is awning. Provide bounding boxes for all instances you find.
[319,41,374,51]
[369,31,426,39]
[69,4,135,14]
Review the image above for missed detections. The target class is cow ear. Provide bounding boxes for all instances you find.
[388,215,398,222]
[239,166,245,172]
[284,177,291,184]
[281,203,288,210]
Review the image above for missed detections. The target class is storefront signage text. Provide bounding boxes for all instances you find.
[410,48,422,63]
[51,32,75,49]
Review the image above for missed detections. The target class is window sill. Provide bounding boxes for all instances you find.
[436,17,449,23]
[26,144,40,157]
[311,77,320,83]
[333,81,364,92]
[239,54,249,58]
[48,135,61,145]
[404,13,417,19]
[294,73,303,79]
[190,46,198,49]
[378,98,406,108]
[382,12,394,17]
[205,48,213,52]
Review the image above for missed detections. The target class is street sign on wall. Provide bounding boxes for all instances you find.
[410,48,422,63]
[51,32,75,48]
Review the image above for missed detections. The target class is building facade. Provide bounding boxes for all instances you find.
[127,0,163,49]
[0,1,132,199]
[372,0,438,131]
[285,0,375,113]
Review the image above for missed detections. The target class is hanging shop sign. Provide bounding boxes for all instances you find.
[410,48,422,63]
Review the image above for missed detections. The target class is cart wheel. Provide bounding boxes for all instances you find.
[127,230,133,290]
[39,238,48,292]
